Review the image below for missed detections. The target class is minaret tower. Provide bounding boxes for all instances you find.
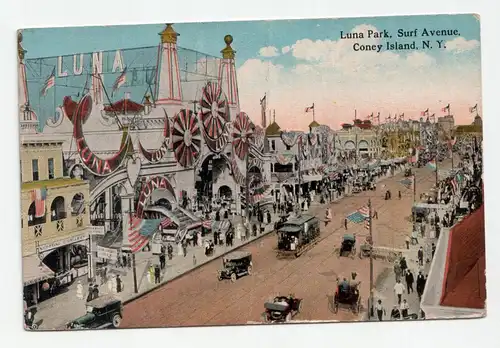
[155,24,183,106]
[18,31,38,134]
[218,35,240,119]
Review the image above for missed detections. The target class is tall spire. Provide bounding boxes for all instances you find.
[218,34,239,118]
[155,24,183,105]
[18,31,38,134]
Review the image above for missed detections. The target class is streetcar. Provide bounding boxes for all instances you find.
[276,215,320,258]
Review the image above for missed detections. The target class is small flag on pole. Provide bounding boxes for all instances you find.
[30,187,47,218]
[40,68,55,96]
[420,108,429,116]
[441,104,450,113]
[469,104,478,113]
[112,68,127,96]
[305,104,314,113]
[128,216,162,253]
[426,159,437,171]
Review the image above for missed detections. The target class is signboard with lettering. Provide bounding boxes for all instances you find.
[90,225,106,235]
[38,233,88,253]
[24,45,219,125]
[96,246,118,261]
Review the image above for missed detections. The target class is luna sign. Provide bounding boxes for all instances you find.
[73,94,130,176]
[135,176,176,218]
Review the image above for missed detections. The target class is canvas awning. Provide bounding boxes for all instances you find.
[23,254,55,286]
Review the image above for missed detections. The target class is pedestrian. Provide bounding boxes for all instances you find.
[411,228,418,245]
[92,284,99,299]
[399,256,408,275]
[417,246,424,266]
[375,299,386,321]
[148,264,155,284]
[182,240,187,257]
[344,218,348,230]
[405,269,414,294]
[154,264,161,284]
[224,210,229,219]
[76,280,84,300]
[159,253,166,270]
[373,210,378,219]
[107,276,115,294]
[86,283,94,302]
[432,243,436,259]
[416,271,425,299]
[398,191,402,199]
[400,299,409,318]
[394,261,402,282]
[193,254,197,266]
[127,254,132,269]
[405,236,410,250]
[393,280,405,305]
[113,274,121,293]
[122,254,127,268]
[273,202,277,214]
[267,210,271,224]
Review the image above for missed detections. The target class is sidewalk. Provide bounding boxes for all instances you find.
[35,198,331,330]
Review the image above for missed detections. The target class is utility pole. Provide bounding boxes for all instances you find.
[245,152,250,221]
[368,198,374,319]
[128,196,139,294]
[297,138,302,207]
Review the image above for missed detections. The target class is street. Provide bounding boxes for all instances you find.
[121,160,453,327]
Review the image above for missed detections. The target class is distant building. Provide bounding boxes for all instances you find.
[438,115,455,136]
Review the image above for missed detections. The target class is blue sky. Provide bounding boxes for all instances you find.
[23,14,480,64]
[21,14,481,130]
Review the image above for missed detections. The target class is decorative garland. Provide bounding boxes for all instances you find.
[275,152,295,166]
[230,157,246,186]
[280,131,300,147]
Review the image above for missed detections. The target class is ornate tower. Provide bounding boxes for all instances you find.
[218,35,240,119]
[155,24,183,105]
[18,31,38,134]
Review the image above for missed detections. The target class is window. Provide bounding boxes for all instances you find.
[48,158,54,179]
[32,159,39,181]
[271,140,276,151]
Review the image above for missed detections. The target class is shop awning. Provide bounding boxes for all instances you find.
[23,254,55,286]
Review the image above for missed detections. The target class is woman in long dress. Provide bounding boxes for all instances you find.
[76,280,84,300]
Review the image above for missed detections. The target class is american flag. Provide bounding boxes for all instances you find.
[399,176,414,189]
[450,177,458,193]
[304,104,314,113]
[128,216,162,253]
[40,68,55,96]
[202,220,212,229]
[346,206,369,224]
[469,104,478,113]
[420,108,429,116]
[441,104,450,113]
[364,218,370,230]
[160,217,173,229]
[111,68,127,96]
[30,187,47,218]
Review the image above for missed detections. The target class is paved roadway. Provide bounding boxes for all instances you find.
[121,160,453,328]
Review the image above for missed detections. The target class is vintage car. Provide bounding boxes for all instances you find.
[66,296,123,330]
[217,251,253,282]
[276,215,320,258]
[262,295,303,322]
[339,234,356,258]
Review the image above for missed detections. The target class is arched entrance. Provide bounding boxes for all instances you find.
[195,153,231,203]
[218,185,232,200]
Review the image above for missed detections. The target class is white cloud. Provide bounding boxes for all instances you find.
[237,25,481,130]
[258,46,279,57]
[406,51,436,68]
[281,46,291,54]
[445,37,480,53]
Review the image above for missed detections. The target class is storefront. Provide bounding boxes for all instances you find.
[23,254,55,307]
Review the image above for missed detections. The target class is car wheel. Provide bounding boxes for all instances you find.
[31,323,38,330]
[247,265,253,275]
[297,300,303,313]
[230,273,237,282]
[112,314,122,328]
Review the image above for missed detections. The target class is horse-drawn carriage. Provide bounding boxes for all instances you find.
[338,234,356,258]
[276,215,320,258]
[331,282,362,314]
[262,295,303,322]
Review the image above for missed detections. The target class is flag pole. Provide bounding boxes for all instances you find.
[128,196,139,294]
[312,103,315,122]
[368,198,374,319]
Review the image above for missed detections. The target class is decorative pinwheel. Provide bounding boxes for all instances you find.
[199,81,229,140]
[232,112,254,160]
[252,125,265,150]
[172,109,202,168]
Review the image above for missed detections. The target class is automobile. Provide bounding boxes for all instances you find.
[331,282,361,314]
[339,234,356,258]
[217,251,253,282]
[66,296,123,330]
[262,295,303,322]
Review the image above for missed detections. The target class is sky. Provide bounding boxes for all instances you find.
[21,14,482,131]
